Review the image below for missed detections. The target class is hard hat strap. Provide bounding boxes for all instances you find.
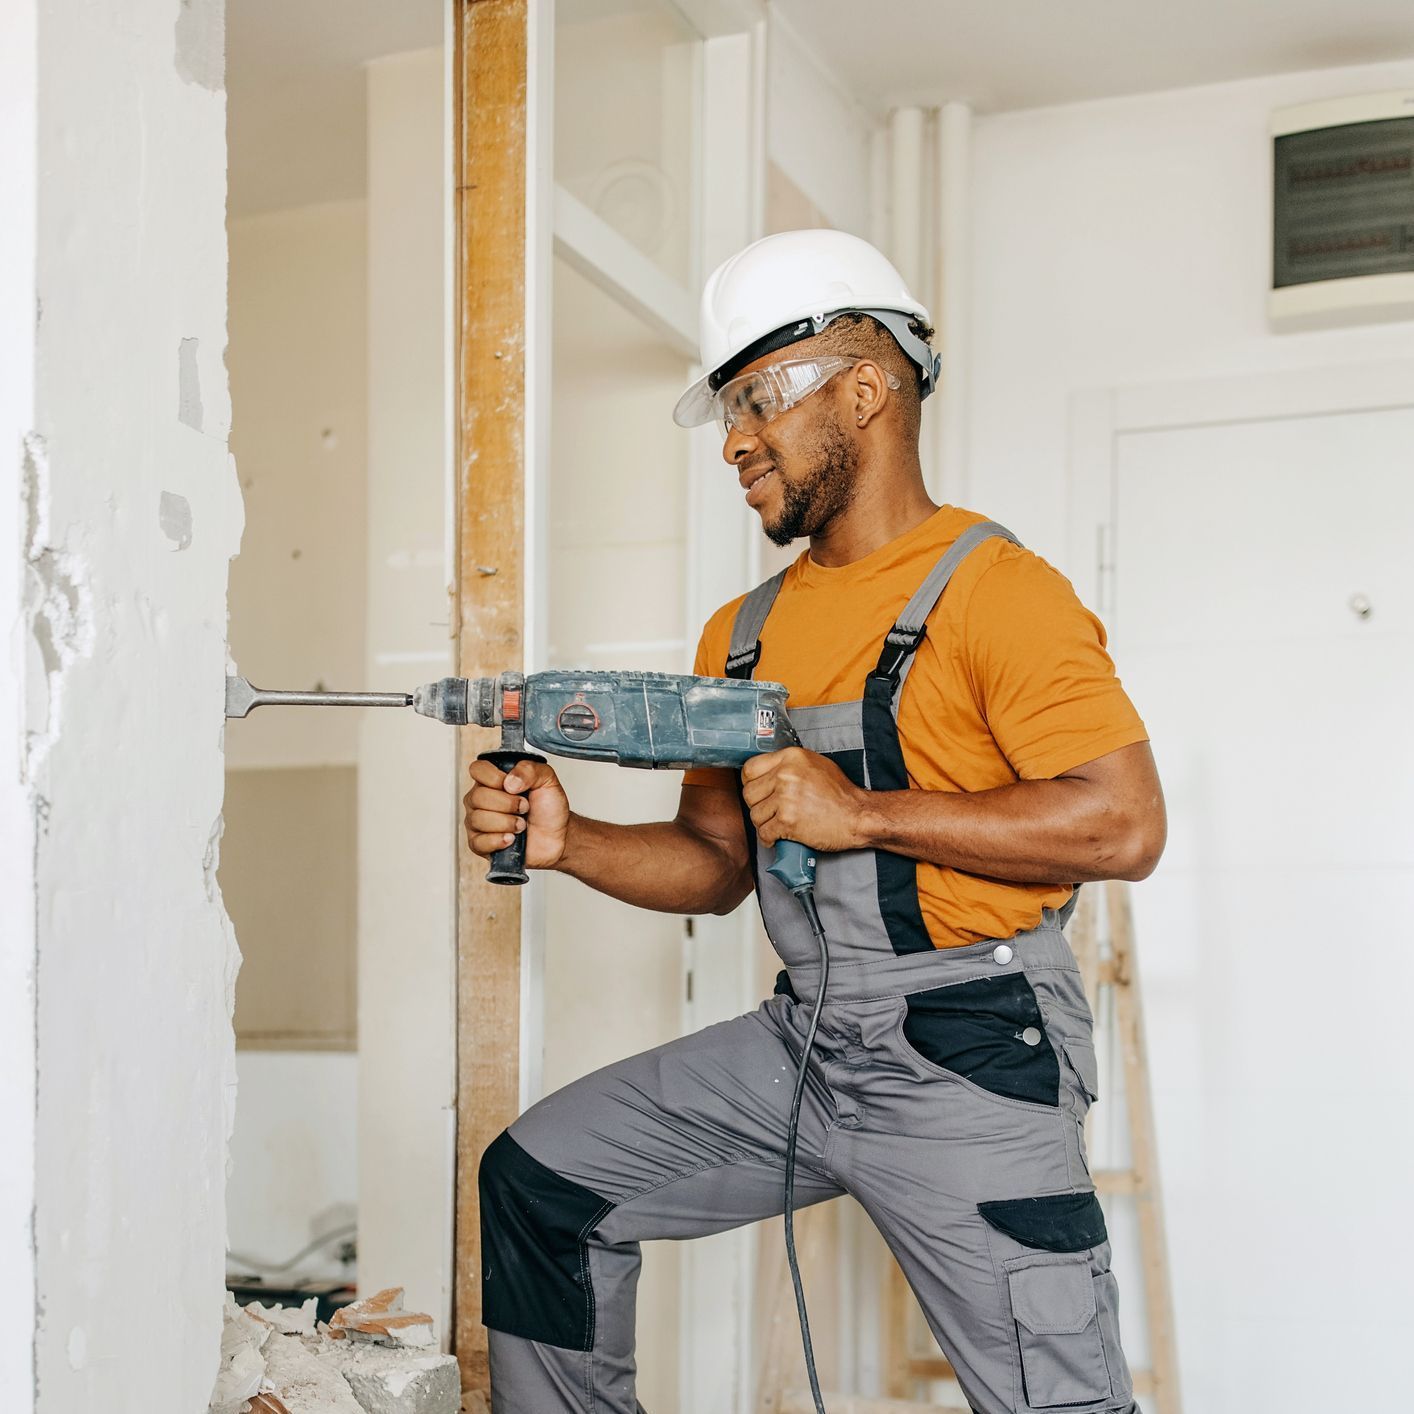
[708,307,940,402]
[709,316,824,390]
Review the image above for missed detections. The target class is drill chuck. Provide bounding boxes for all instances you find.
[412,675,498,726]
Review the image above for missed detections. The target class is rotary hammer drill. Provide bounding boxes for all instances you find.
[227,667,817,895]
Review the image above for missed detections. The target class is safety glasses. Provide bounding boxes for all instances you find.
[714,356,900,436]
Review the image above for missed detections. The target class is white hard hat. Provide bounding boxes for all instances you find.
[673,229,939,428]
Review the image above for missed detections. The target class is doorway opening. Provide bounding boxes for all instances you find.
[221,0,454,1334]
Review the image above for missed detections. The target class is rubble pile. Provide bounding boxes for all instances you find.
[209,1288,460,1414]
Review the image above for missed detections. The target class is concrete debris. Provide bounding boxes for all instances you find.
[260,1332,365,1414]
[247,1297,319,1336]
[327,1288,435,1349]
[317,1342,460,1414]
[207,1292,458,1414]
[211,1297,273,1414]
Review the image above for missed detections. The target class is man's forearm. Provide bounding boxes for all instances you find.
[855,777,1160,884]
[554,813,751,915]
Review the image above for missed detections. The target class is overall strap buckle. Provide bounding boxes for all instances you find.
[724,643,762,680]
[872,623,927,685]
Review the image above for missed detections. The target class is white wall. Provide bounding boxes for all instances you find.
[0,1,39,1406]
[966,53,1414,1412]
[24,0,242,1410]
[359,46,456,1336]
[967,57,1414,565]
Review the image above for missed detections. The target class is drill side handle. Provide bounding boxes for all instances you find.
[479,749,548,885]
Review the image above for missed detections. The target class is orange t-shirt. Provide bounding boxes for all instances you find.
[684,505,1149,947]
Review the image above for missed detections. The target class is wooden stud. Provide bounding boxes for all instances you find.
[451,0,530,1397]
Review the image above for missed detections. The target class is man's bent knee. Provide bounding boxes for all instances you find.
[478,1129,615,1351]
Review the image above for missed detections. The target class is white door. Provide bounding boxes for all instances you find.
[1108,394,1414,1412]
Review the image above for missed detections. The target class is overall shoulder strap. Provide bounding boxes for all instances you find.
[724,569,788,680]
[873,520,1022,686]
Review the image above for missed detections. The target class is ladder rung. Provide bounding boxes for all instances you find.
[902,1356,955,1378]
[782,1395,966,1414]
[1093,1168,1145,1195]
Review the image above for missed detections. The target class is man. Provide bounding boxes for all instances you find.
[464,229,1164,1413]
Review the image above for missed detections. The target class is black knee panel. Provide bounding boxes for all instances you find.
[479,1129,614,1351]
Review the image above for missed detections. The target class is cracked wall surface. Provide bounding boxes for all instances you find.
[18,1,244,1410]
[1,2,40,1407]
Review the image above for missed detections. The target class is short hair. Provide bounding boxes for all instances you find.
[812,312,934,440]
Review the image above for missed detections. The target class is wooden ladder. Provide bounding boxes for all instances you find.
[1066,880,1183,1414]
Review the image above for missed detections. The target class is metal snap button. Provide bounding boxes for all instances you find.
[1020,1026,1042,1047]
[992,944,1014,965]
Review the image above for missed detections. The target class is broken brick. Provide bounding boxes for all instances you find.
[328,1289,435,1349]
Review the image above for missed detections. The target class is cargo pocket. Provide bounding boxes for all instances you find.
[1061,1035,1099,1104]
[901,974,1060,1106]
[1005,1254,1110,1409]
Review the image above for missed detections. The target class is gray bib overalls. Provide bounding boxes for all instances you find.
[480,523,1141,1414]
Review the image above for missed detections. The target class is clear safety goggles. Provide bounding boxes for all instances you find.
[714,356,900,436]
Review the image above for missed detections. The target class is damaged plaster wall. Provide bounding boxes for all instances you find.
[1,1,40,1406]
[29,0,243,1410]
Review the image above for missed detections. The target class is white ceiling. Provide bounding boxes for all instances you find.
[228,0,1414,218]
[227,0,442,218]
[770,0,1414,114]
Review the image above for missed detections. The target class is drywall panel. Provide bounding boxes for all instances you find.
[223,766,358,1049]
[358,45,456,1337]
[28,0,243,1410]
[227,200,369,771]
[0,0,39,1405]
[968,56,1414,567]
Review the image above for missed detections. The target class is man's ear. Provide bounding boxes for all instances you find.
[851,360,890,428]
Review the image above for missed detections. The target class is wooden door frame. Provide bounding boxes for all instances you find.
[451,0,544,1392]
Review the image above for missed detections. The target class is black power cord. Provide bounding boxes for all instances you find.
[784,889,831,1414]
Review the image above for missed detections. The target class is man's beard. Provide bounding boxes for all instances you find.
[763,418,860,547]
